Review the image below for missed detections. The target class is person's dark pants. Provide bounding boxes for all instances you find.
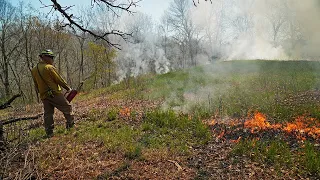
[42,94,74,136]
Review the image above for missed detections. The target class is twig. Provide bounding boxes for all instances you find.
[193,0,212,6]
[168,160,183,171]
[24,146,30,168]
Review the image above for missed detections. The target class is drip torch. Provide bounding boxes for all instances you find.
[65,81,84,102]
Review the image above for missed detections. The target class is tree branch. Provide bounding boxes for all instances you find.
[193,0,212,6]
[0,94,21,110]
[49,0,139,49]
[93,0,139,15]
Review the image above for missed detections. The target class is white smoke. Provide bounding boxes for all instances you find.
[114,12,171,81]
[291,0,320,59]
[154,48,170,74]
[226,35,288,60]
[191,0,320,61]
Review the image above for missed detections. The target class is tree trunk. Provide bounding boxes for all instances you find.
[1,32,10,97]
[78,35,85,85]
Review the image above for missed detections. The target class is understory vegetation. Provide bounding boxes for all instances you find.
[2,60,320,179]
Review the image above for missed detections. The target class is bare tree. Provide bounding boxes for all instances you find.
[262,0,289,46]
[0,0,23,97]
[197,0,226,60]
[21,16,45,102]
[124,12,153,44]
[167,0,200,67]
[158,13,172,58]
[231,0,255,36]
[69,7,94,84]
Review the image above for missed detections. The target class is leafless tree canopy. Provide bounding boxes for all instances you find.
[45,0,141,49]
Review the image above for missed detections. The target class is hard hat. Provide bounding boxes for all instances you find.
[39,49,55,57]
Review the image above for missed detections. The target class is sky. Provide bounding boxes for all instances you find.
[10,0,171,23]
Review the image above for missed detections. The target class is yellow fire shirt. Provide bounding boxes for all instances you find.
[31,61,70,100]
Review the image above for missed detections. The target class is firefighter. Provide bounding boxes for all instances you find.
[31,49,74,137]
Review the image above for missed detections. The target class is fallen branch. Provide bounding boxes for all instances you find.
[2,113,43,125]
[0,94,21,110]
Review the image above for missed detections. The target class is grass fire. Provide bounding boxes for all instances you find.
[212,111,320,141]
[2,60,320,179]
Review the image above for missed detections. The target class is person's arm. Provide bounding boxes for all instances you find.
[31,71,39,93]
[31,70,40,102]
[48,66,71,91]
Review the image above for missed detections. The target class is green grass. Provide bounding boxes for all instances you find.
[28,128,46,142]
[71,108,211,156]
[302,142,320,176]
[140,110,211,154]
[232,138,292,166]
[144,60,320,122]
[232,138,320,177]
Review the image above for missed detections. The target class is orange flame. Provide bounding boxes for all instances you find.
[119,107,131,117]
[244,111,283,133]
[208,119,216,126]
[244,112,270,131]
[283,116,320,139]
[211,111,320,141]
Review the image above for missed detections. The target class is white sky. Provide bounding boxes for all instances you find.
[10,0,171,23]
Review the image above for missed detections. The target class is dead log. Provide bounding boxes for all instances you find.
[2,113,43,125]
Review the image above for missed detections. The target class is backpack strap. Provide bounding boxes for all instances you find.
[37,63,54,97]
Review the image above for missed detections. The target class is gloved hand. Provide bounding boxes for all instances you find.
[66,87,72,93]
[64,88,72,97]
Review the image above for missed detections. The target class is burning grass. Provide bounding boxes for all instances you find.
[209,110,320,145]
[208,110,320,178]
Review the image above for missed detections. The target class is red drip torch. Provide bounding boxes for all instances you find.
[65,81,84,102]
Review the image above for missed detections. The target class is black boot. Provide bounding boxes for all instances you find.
[45,130,53,138]
[66,121,74,130]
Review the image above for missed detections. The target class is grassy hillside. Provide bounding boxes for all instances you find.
[2,60,320,179]
[145,60,320,121]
